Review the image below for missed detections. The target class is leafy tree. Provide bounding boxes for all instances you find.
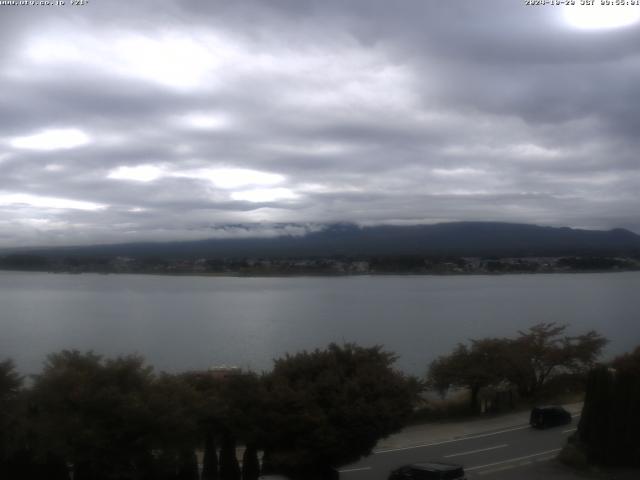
[612,345,640,372]
[29,351,171,480]
[0,359,22,398]
[148,373,201,480]
[428,339,508,412]
[259,343,421,478]
[148,373,201,451]
[428,323,607,407]
[504,323,607,398]
[214,372,267,479]
[0,359,25,477]
[180,370,224,480]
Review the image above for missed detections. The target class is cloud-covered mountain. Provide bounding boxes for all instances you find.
[15,222,640,259]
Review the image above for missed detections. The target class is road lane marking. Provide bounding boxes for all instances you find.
[375,425,530,454]
[444,444,508,458]
[536,455,556,462]
[478,455,558,475]
[478,462,526,476]
[478,464,517,475]
[562,427,577,434]
[466,448,561,471]
[338,466,371,473]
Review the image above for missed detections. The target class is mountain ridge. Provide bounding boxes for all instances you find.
[5,222,640,259]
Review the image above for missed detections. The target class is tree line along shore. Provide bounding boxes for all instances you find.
[1,253,639,276]
[1,323,638,480]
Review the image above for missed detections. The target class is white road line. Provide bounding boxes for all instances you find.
[338,466,371,473]
[375,425,529,454]
[466,448,562,471]
[562,427,577,434]
[444,444,508,458]
[536,455,556,463]
[477,456,554,477]
[478,464,518,476]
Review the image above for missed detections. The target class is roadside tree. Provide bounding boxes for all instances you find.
[428,338,508,412]
[571,346,640,467]
[504,323,607,398]
[216,373,265,480]
[148,373,201,479]
[180,368,266,480]
[259,343,421,479]
[29,350,200,480]
[428,323,607,408]
[0,359,24,477]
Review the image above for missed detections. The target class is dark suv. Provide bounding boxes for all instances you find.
[529,405,572,429]
[388,462,466,480]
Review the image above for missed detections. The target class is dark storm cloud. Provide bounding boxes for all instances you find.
[1,0,639,246]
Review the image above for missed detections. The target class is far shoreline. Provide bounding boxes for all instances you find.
[1,267,639,279]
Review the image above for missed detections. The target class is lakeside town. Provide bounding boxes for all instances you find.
[1,253,639,276]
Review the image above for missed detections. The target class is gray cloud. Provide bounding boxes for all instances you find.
[1,0,640,247]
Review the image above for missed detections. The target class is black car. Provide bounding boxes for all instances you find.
[529,405,572,429]
[388,462,466,480]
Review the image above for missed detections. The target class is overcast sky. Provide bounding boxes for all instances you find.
[1,0,639,247]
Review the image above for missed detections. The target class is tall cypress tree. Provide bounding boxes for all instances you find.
[202,431,219,480]
[241,444,260,480]
[578,366,613,464]
[219,432,241,480]
[260,449,275,476]
[177,449,199,480]
[576,347,640,467]
[155,450,179,480]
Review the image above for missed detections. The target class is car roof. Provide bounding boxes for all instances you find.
[408,462,463,472]
[533,405,565,411]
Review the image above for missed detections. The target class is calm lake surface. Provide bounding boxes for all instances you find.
[1,271,639,376]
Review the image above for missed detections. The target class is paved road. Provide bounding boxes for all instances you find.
[338,415,579,480]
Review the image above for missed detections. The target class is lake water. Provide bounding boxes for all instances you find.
[1,271,639,376]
